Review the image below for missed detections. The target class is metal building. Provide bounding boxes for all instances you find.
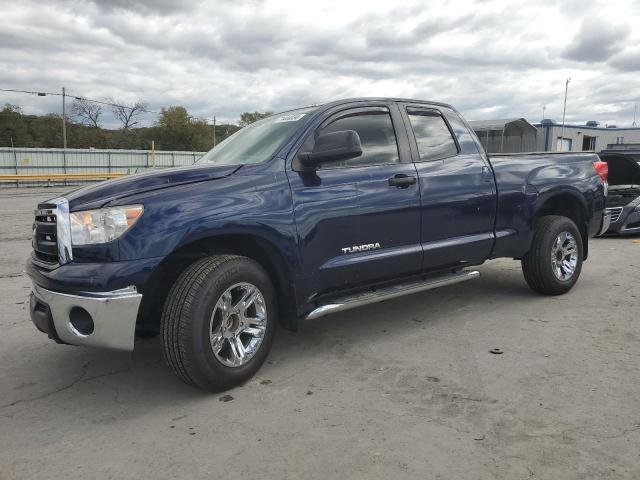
[468,118,538,154]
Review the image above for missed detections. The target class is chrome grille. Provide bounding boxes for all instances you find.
[31,198,73,269]
[606,206,623,223]
[32,206,59,267]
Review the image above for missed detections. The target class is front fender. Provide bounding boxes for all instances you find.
[114,169,297,263]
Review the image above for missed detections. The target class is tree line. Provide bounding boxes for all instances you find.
[0,102,273,151]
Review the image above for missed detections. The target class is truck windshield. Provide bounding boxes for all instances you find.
[197,107,317,165]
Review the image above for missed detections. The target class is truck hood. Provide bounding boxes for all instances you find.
[64,163,242,210]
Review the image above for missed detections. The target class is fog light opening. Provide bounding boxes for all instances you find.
[69,307,94,336]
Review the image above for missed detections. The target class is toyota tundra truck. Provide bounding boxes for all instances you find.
[26,98,610,391]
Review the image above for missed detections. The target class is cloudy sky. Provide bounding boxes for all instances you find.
[1,0,639,127]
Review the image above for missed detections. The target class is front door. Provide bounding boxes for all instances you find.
[288,104,421,301]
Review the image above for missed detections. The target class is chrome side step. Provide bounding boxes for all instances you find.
[305,270,480,320]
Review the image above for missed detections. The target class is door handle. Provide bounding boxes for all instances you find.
[388,174,416,188]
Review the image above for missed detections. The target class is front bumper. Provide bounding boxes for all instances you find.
[29,283,142,351]
[598,211,612,236]
[606,206,640,235]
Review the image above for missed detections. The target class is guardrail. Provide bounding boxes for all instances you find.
[0,173,127,182]
[0,147,206,187]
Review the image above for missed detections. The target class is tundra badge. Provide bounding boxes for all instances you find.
[341,243,381,254]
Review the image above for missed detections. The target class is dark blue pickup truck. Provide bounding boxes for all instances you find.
[26,98,610,390]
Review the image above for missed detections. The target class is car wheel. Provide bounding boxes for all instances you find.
[521,215,583,295]
[160,255,276,391]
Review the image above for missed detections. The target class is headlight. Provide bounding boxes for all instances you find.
[70,205,143,245]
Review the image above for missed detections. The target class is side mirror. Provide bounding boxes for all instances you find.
[299,130,362,168]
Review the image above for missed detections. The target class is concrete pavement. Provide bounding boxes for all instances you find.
[1,188,639,479]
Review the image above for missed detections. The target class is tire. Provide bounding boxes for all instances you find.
[160,255,276,391]
[521,215,583,295]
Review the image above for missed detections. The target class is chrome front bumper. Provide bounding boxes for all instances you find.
[597,212,612,236]
[30,283,142,351]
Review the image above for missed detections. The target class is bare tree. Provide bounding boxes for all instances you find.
[109,99,148,130]
[71,98,102,128]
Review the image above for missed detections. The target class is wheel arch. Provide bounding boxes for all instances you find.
[137,233,299,333]
[533,190,589,260]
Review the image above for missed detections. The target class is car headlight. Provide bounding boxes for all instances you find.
[70,205,143,245]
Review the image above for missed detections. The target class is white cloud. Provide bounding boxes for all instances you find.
[1,0,639,127]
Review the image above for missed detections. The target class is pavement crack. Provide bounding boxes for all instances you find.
[0,362,133,411]
[0,273,24,279]
[571,424,640,440]
[0,360,91,410]
[0,236,31,242]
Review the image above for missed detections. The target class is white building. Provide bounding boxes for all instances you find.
[534,120,640,152]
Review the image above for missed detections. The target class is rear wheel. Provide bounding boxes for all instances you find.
[160,255,276,391]
[521,215,583,295]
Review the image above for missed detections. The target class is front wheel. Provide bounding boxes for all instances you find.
[160,255,276,391]
[521,215,583,295]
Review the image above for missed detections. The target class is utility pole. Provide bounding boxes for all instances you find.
[61,87,68,180]
[61,87,67,149]
[213,116,216,147]
[633,104,638,127]
[10,137,18,173]
[542,105,546,122]
[10,137,18,188]
[560,77,571,151]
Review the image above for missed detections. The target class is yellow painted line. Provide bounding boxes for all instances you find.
[0,173,127,181]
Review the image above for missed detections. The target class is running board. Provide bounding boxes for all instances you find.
[305,270,480,320]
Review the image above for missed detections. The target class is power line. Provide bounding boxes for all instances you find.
[0,87,217,123]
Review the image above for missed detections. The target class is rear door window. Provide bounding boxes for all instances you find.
[407,111,458,161]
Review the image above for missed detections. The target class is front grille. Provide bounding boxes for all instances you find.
[32,207,59,267]
[606,206,623,223]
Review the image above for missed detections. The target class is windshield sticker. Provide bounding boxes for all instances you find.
[274,113,306,123]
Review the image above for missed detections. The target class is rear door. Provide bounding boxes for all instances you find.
[400,104,496,271]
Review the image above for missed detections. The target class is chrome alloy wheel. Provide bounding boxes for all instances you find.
[209,282,267,367]
[550,231,578,281]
